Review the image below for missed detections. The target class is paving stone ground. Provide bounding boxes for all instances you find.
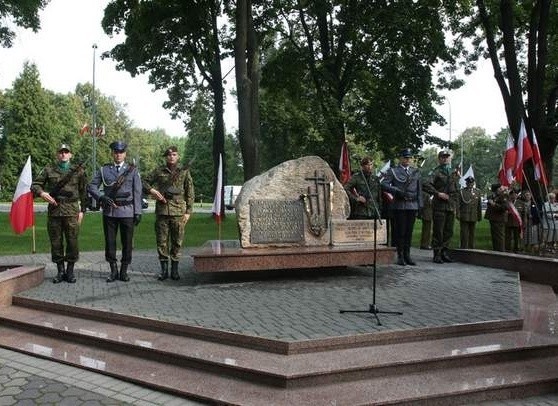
[0,247,557,404]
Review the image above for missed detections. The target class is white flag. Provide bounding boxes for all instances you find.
[211,153,223,223]
[459,165,475,188]
[376,160,391,177]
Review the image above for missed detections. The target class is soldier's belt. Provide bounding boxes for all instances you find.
[55,197,79,203]
[115,200,133,206]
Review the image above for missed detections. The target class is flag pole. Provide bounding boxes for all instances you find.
[32,225,36,254]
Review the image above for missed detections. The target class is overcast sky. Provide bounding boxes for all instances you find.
[0,0,508,141]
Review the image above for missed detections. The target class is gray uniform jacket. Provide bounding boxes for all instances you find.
[381,165,423,211]
[88,162,143,218]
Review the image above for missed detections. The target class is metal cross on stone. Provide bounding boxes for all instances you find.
[303,171,332,236]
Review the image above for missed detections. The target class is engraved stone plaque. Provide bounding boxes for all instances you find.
[250,200,305,244]
[330,220,387,245]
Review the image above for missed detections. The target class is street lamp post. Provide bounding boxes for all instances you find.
[92,43,98,178]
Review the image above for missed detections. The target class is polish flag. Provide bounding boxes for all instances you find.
[338,141,351,184]
[514,120,533,185]
[9,156,35,234]
[79,123,90,135]
[211,153,224,223]
[498,134,516,186]
[532,130,548,186]
[507,201,523,236]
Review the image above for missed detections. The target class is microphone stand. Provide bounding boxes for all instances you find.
[340,170,403,326]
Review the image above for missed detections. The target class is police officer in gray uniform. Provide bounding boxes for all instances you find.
[381,148,423,266]
[88,141,143,282]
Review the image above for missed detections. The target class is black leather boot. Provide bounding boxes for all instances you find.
[403,246,416,266]
[120,263,130,282]
[53,262,66,284]
[170,261,180,280]
[396,248,406,266]
[66,262,76,283]
[441,248,453,263]
[107,262,118,282]
[158,261,169,281]
[433,249,443,264]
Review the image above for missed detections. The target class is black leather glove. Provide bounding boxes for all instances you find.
[134,214,141,226]
[99,195,115,207]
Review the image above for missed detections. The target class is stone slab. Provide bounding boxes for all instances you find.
[191,240,395,272]
[331,219,387,245]
[0,265,44,306]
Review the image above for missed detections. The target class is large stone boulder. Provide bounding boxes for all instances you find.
[235,156,350,248]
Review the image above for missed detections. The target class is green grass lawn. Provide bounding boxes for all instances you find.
[1,211,493,255]
[0,212,239,255]
[412,218,493,251]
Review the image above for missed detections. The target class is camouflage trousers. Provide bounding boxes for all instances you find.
[47,215,80,263]
[155,215,186,262]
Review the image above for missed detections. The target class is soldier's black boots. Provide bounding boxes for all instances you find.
[170,261,180,280]
[120,263,130,282]
[158,261,169,281]
[396,249,406,266]
[53,262,66,284]
[433,250,444,264]
[107,262,119,282]
[441,248,453,263]
[403,247,416,266]
[66,262,76,283]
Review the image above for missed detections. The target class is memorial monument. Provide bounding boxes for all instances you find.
[191,156,393,272]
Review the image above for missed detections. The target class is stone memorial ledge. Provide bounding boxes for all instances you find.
[0,265,45,306]
[191,240,395,272]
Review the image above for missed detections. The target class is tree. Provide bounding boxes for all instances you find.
[234,0,261,180]
[0,0,48,48]
[0,62,57,199]
[102,0,228,189]
[450,1,558,187]
[259,0,454,169]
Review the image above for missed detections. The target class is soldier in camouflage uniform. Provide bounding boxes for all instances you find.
[344,157,382,220]
[31,144,88,283]
[143,146,194,281]
[457,176,482,249]
[423,150,461,263]
[485,183,509,252]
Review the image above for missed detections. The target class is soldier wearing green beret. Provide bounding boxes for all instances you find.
[143,146,194,281]
[344,157,382,220]
[31,144,88,284]
[423,150,461,263]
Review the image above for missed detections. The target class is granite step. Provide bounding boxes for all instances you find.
[0,304,558,391]
[1,321,558,405]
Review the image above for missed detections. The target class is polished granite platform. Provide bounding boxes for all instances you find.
[0,248,557,404]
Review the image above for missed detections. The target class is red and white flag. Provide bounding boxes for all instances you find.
[498,133,516,186]
[532,130,548,186]
[79,123,90,136]
[9,156,35,234]
[514,120,533,185]
[211,153,224,223]
[507,201,523,236]
[338,141,351,184]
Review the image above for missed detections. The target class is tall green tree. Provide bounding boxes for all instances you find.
[0,62,57,199]
[0,0,48,48]
[449,1,558,187]
[102,0,228,189]
[260,0,454,169]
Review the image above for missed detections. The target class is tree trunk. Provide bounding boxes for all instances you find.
[235,0,260,181]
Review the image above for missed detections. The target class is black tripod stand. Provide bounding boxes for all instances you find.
[340,173,403,326]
